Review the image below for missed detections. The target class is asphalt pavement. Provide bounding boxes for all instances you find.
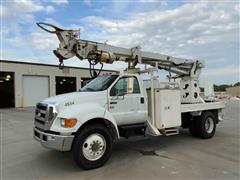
[0,99,239,179]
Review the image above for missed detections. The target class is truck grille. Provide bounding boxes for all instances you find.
[36,103,47,111]
[35,103,48,127]
[34,103,56,130]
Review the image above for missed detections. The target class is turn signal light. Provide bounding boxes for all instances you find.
[60,118,77,128]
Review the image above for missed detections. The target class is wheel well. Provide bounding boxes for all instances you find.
[208,110,219,123]
[75,118,119,141]
[181,112,192,128]
[181,110,219,128]
[198,110,218,123]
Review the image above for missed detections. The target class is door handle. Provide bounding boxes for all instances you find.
[110,101,117,104]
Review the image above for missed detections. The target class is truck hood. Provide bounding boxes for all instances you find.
[40,91,108,110]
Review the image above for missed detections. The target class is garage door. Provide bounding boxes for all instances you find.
[23,76,49,107]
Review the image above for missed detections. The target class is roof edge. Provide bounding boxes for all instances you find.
[0,59,118,72]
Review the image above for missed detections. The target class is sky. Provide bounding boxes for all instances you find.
[1,0,239,85]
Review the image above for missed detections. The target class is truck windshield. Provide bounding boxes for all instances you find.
[80,75,118,92]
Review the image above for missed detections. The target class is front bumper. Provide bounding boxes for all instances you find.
[33,127,74,151]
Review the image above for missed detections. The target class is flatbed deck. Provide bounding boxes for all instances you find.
[181,101,225,113]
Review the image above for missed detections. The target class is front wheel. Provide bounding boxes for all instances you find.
[72,123,113,169]
[189,111,217,139]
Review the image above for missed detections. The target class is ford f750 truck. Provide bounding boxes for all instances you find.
[33,23,225,169]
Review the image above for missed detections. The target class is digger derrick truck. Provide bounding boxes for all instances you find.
[33,23,225,169]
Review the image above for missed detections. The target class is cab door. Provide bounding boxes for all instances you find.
[108,76,146,125]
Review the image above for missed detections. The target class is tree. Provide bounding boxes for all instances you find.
[233,82,240,86]
[214,84,232,91]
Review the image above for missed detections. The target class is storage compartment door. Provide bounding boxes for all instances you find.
[155,89,181,129]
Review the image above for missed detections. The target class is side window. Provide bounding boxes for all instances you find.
[110,77,140,96]
[133,77,140,93]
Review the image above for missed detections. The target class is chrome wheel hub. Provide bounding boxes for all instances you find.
[205,117,214,133]
[82,133,106,161]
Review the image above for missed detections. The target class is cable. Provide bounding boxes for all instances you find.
[88,59,104,78]
[88,59,93,78]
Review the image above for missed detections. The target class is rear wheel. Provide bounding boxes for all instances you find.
[189,111,217,139]
[72,123,113,169]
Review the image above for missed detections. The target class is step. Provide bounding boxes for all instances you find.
[163,127,179,136]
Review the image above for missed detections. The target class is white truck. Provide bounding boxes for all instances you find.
[34,23,225,169]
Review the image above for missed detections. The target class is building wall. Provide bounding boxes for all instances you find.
[0,60,116,107]
[226,86,240,97]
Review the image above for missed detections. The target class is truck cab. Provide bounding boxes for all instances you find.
[34,73,149,168]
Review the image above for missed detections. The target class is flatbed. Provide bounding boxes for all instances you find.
[181,101,225,113]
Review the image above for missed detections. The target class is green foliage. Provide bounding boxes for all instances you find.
[213,82,240,91]
[214,84,230,91]
[233,82,240,86]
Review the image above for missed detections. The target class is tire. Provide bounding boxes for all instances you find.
[72,123,113,170]
[189,120,198,137]
[189,111,217,139]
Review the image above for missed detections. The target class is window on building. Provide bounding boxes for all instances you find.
[55,76,76,95]
[81,77,92,88]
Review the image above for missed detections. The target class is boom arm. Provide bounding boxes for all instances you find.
[37,22,204,79]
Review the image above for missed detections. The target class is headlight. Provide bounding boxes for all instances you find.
[48,104,58,121]
[60,118,77,128]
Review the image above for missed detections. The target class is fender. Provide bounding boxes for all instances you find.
[103,109,120,138]
[50,102,119,138]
